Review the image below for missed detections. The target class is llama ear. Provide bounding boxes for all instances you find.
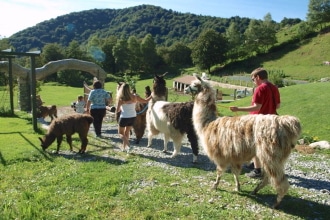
[196,75,202,81]
[161,72,168,77]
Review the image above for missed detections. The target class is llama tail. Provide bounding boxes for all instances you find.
[84,115,94,124]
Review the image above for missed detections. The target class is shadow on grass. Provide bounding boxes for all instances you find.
[0,132,53,166]
[45,150,127,166]
[240,191,330,219]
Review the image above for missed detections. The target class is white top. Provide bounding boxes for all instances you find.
[120,103,136,118]
[75,100,86,113]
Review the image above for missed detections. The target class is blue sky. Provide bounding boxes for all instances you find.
[1,0,309,38]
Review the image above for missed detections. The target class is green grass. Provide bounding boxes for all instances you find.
[0,111,329,219]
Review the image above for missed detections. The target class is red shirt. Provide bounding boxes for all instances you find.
[250,82,280,115]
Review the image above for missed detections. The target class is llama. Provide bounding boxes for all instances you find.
[133,102,149,144]
[132,86,152,144]
[185,76,301,208]
[146,73,199,162]
[39,114,94,154]
[37,105,58,121]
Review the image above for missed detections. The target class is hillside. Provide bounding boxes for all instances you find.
[213,29,330,81]
[8,5,252,52]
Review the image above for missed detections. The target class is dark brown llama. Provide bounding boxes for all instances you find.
[185,75,302,208]
[146,73,199,162]
[39,114,94,154]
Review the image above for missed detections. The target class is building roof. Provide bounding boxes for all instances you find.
[173,75,196,85]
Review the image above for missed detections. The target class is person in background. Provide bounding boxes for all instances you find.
[115,83,151,152]
[86,80,112,138]
[144,86,152,98]
[75,95,86,114]
[230,67,280,179]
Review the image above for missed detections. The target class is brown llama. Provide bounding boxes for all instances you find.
[185,76,301,208]
[146,73,199,162]
[132,86,152,143]
[39,114,94,154]
[37,105,58,121]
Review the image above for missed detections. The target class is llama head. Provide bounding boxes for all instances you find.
[184,75,204,95]
[38,134,56,150]
[185,75,215,101]
[152,72,167,98]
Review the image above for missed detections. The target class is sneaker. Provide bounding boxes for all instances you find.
[243,162,254,170]
[245,169,262,179]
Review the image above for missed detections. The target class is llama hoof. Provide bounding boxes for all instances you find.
[163,150,167,153]
[272,202,280,209]
[171,153,178,158]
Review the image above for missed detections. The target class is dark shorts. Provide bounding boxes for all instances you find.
[119,117,136,127]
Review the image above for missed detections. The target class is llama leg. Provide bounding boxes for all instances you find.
[66,135,73,152]
[147,124,159,147]
[163,133,170,153]
[187,131,199,163]
[79,132,89,153]
[251,175,269,195]
[171,136,183,158]
[212,166,224,190]
[80,137,88,154]
[273,173,290,209]
[56,136,63,153]
[231,164,242,191]
[147,132,153,147]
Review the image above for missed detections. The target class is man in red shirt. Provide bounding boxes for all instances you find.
[230,67,280,178]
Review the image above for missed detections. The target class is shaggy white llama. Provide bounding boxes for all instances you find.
[146,73,199,162]
[185,76,301,208]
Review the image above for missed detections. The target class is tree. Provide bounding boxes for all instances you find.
[112,38,129,73]
[168,42,192,67]
[101,36,117,73]
[259,13,277,51]
[127,36,142,73]
[244,15,277,54]
[226,22,243,60]
[307,0,330,28]
[140,34,158,72]
[191,29,228,73]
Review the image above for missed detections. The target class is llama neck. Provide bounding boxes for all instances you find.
[193,89,218,131]
[149,91,166,107]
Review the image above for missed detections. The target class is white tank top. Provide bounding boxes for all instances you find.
[120,103,136,118]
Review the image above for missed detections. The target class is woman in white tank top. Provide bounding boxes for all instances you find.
[116,83,152,152]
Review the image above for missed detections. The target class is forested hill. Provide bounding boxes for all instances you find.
[8,5,263,52]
